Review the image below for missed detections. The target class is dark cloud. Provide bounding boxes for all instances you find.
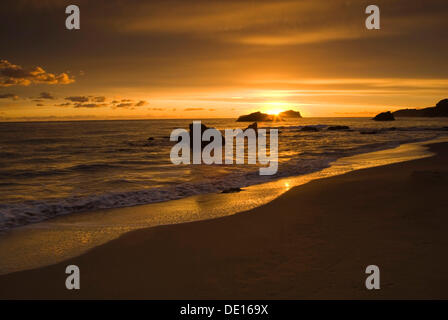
[74,103,107,108]
[93,96,106,102]
[184,108,204,111]
[38,92,55,99]
[115,103,134,108]
[0,60,74,87]
[0,93,18,100]
[135,100,147,107]
[65,96,89,103]
[55,95,145,109]
[35,103,45,106]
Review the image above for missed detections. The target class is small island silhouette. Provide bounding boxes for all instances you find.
[237,110,302,122]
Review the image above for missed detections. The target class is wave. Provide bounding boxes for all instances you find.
[266,124,448,133]
[0,157,333,232]
[0,134,439,232]
[68,163,124,172]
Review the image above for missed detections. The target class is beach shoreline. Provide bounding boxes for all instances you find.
[1,142,448,299]
[0,138,439,275]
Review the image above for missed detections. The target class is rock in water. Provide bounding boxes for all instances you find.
[278,110,302,118]
[186,122,225,149]
[373,111,395,121]
[221,187,243,193]
[327,125,350,131]
[300,126,320,132]
[244,122,258,133]
[237,109,302,121]
[237,112,274,122]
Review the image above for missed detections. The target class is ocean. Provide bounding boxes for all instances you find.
[0,117,447,232]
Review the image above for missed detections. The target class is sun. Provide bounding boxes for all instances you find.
[263,102,289,116]
[266,109,283,116]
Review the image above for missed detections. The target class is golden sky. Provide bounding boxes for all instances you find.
[1,0,447,121]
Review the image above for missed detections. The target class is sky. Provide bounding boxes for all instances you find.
[1,0,447,121]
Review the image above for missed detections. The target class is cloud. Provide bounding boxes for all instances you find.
[115,103,134,108]
[65,96,89,103]
[38,92,55,99]
[114,0,395,47]
[135,100,147,107]
[235,27,382,46]
[250,78,448,93]
[121,1,305,35]
[55,96,147,109]
[110,99,148,108]
[184,107,204,111]
[55,102,72,107]
[93,96,106,102]
[149,107,164,111]
[74,103,107,108]
[116,0,444,45]
[36,103,45,106]
[0,60,75,87]
[0,93,18,100]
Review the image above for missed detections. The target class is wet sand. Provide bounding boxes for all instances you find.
[1,142,448,299]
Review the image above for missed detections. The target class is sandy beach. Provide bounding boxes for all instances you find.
[1,142,448,299]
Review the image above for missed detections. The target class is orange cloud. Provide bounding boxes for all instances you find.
[0,60,74,87]
[184,107,204,111]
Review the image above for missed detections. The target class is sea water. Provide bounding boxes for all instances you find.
[0,117,447,232]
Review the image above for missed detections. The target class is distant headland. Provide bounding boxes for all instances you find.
[374,99,448,120]
[237,110,302,122]
[393,99,448,117]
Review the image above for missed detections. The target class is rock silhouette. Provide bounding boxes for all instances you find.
[300,126,320,132]
[245,122,258,132]
[327,125,350,131]
[373,111,395,121]
[221,187,243,193]
[187,122,225,149]
[237,109,302,122]
[237,112,274,122]
[278,110,302,118]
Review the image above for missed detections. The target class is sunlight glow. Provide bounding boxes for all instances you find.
[266,109,283,115]
[263,102,290,115]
